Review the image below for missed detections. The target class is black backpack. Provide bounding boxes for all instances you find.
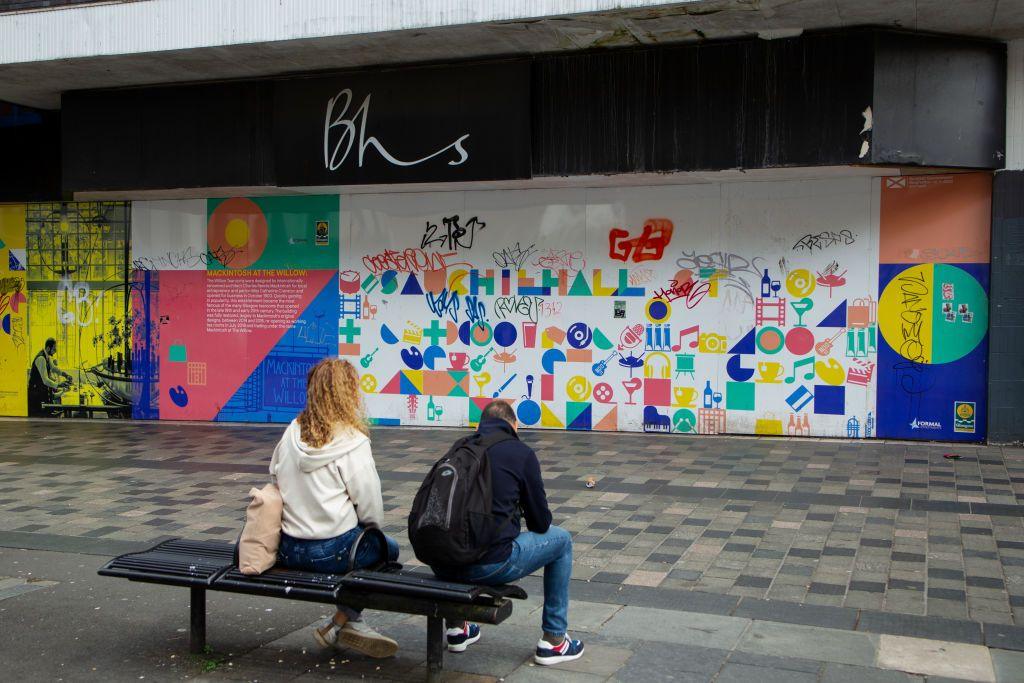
[407,431,512,567]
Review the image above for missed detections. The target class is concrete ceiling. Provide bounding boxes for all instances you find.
[2,0,1022,109]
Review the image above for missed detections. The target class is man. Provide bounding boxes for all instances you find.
[28,338,72,417]
[431,400,584,665]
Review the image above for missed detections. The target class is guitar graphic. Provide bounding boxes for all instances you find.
[359,347,380,368]
[814,329,846,356]
[470,348,494,372]
[591,351,618,377]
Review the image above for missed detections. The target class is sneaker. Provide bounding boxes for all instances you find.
[534,635,584,666]
[446,623,481,652]
[313,618,341,649]
[338,619,399,659]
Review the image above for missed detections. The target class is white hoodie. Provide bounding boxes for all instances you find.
[269,419,384,540]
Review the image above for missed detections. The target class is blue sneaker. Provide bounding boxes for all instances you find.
[534,635,585,665]
[446,623,481,652]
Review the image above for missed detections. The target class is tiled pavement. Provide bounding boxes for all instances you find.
[3,419,1024,637]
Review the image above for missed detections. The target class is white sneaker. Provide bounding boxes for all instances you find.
[313,618,341,649]
[338,619,399,659]
[534,634,585,665]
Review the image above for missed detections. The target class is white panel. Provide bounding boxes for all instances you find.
[130,199,207,271]
[340,179,880,437]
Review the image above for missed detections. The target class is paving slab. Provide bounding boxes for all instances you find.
[600,605,750,649]
[876,634,996,682]
[735,620,879,667]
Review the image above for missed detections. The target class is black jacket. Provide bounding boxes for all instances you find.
[477,418,552,564]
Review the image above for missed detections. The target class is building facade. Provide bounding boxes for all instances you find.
[0,1,1020,442]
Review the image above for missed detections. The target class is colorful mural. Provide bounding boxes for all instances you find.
[23,202,132,418]
[0,174,993,440]
[338,176,989,438]
[339,181,882,436]
[0,204,28,415]
[131,195,340,422]
[876,174,991,441]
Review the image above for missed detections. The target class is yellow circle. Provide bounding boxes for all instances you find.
[785,269,815,297]
[566,375,592,402]
[878,263,932,364]
[225,219,250,248]
[956,403,974,420]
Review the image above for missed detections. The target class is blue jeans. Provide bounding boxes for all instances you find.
[435,526,573,636]
[278,525,400,574]
[279,525,400,621]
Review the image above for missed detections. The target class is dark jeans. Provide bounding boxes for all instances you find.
[279,525,400,621]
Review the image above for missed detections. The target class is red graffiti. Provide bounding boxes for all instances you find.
[608,218,674,263]
[651,270,711,310]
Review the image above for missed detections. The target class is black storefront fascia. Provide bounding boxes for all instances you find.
[56,27,1005,197]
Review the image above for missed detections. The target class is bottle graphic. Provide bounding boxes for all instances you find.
[427,396,437,421]
[788,414,796,435]
[761,268,772,298]
[703,380,713,409]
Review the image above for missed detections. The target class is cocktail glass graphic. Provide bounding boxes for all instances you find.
[473,372,491,397]
[622,377,642,405]
[791,297,813,327]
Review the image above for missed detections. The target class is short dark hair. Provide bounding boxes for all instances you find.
[45,338,57,351]
[480,400,516,425]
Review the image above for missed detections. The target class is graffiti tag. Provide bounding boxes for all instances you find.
[532,248,586,273]
[792,230,856,252]
[425,288,460,323]
[609,219,674,263]
[492,242,537,270]
[421,215,485,251]
[493,295,544,323]
[361,248,460,276]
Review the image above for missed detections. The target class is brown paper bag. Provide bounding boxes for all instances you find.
[238,483,283,575]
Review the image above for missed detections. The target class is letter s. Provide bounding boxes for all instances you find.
[447,134,470,166]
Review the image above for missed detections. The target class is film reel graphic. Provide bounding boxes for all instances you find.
[360,374,378,394]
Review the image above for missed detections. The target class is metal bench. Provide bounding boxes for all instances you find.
[98,535,526,681]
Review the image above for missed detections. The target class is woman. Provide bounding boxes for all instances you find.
[271,358,400,658]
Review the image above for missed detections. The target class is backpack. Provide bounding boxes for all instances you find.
[407,431,513,567]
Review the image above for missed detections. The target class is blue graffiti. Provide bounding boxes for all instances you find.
[425,288,460,323]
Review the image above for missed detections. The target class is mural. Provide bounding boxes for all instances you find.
[0,174,992,441]
[876,174,991,441]
[131,195,340,422]
[23,202,132,418]
[340,181,881,436]
[0,204,28,415]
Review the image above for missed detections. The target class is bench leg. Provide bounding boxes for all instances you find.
[190,587,206,655]
[426,615,444,682]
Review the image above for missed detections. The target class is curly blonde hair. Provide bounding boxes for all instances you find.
[297,358,369,447]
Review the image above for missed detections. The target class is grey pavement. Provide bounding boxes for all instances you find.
[2,418,1024,680]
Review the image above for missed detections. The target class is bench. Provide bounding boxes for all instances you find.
[98,534,527,681]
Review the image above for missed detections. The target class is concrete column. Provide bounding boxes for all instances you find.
[988,39,1024,442]
[1006,39,1024,170]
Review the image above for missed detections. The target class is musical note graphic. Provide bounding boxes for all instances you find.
[492,374,518,398]
[671,325,700,351]
[784,356,816,384]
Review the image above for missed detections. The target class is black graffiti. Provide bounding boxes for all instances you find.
[421,215,485,251]
[792,230,856,252]
[132,245,242,271]
[493,295,543,323]
[492,242,536,270]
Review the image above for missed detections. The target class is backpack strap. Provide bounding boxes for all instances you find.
[478,430,515,451]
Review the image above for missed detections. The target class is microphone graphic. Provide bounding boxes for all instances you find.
[523,374,534,399]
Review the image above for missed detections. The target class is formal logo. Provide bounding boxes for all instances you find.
[954,401,976,433]
[909,418,942,430]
